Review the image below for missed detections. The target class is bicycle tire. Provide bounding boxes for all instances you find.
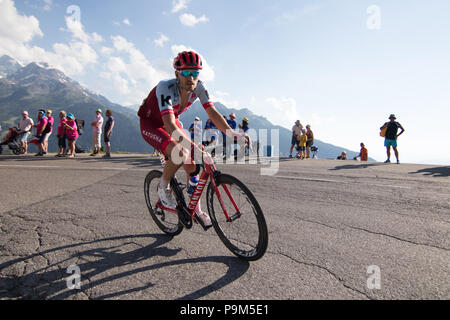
[144,170,183,236]
[206,173,268,261]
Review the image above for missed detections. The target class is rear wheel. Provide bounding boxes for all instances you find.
[206,174,268,261]
[144,170,183,236]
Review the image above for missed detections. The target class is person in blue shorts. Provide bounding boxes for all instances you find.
[380,114,405,164]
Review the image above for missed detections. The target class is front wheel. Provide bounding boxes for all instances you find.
[144,170,183,236]
[206,174,268,261]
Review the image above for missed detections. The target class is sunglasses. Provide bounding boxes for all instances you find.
[179,70,200,78]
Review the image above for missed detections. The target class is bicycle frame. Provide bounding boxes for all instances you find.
[156,158,242,223]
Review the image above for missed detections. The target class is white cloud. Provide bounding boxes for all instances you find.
[179,13,209,27]
[100,35,171,104]
[263,97,303,128]
[154,33,169,47]
[171,44,215,82]
[123,18,131,26]
[172,0,190,13]
[0,0,43,45]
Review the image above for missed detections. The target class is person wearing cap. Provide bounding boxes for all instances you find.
[42,109,54,155]
[380,114,405,164]
[189,117,202,142]
[90,108,104,156]
[34,109,48,156]
[64,113,78,158]
[290,120,303,158]
[18,110,34,154]
[224,113,238,159]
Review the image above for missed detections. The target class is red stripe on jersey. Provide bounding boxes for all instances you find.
[202,102,214,110]
[161,109,175,117]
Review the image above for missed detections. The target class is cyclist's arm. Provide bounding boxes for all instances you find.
[206,106,239,138]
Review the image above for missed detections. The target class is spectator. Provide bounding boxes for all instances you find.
[239,117,252,156]
[305,125,314,159]
[380,114,405,164]
[42,109,54,155]
[359,143,368,161]
[290,120,303,158]
[18,110,34,155]
[337,151,347,160]
[90,108,104,156]
[189,117,202,143]
[64,113,78,158]
[297,129,307,159]
[224,113,238,158]
[34,109,48,156]
[55,111,67,157]
[204,118,218,147]
[102,109,115,159]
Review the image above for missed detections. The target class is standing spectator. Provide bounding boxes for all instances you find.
[224,113,238,158]
[42,109,54,154]
[55,111,67,157]
[380,114,405,164]
[18,111,34,155]
[34,109,48,156]
[289,120,303,158]
[305,125,314,159]
[90,108,104,156]
[297,129,308,159]
[64,113,78,158]
[102,109,115,159]
[204,118,218,146]
[239,117,252,156]
[189,117,202,143]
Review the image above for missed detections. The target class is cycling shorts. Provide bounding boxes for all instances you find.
[140,118,183,157]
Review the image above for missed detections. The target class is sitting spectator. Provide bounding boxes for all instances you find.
[337,151,347,160]
[356,143,368,161]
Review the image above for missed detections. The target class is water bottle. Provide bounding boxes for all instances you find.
[187,175,199,196]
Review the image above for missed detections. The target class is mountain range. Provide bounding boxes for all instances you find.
[0,55,366,159]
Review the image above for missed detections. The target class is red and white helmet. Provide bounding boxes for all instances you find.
[173,51,203,70]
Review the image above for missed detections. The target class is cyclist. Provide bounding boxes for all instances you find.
[138,51,241,227]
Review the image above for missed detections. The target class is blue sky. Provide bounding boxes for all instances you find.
[1,0,449,164]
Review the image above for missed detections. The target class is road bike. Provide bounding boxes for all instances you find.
[144,152,268,261]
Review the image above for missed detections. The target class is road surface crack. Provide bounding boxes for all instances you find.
[273,251,372,300]
[344,224,449,251]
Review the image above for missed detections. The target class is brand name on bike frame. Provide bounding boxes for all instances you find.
[170,127,280,176]
[188,171,208,211]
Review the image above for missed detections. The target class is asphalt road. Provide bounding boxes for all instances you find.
[0,154,449,300]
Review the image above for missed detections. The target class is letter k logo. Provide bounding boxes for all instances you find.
[161,95,171,107]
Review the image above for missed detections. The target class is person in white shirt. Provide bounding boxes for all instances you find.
[289,120,303,158]
[18,110,34,155]
[90,108,104,156]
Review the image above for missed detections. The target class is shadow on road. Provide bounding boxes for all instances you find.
[409,166,450,177]
[0,154,162,168]
[0,234,249,300]
[329,163,383,171]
